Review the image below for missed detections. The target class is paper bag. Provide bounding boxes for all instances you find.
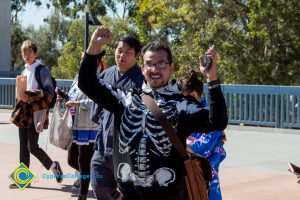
[16,75,27,100]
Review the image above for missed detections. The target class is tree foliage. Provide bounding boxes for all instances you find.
[25,25,61,69]
[50,0,136,19]
[51,0,106,18]
[51,16,138,79]
[45,9,72,45]
[51,20,85,79]
[10,9,70,71]
[11,22,27,70]
[134,0,300,85]
[12,0,300,85]
[104,0,136,18]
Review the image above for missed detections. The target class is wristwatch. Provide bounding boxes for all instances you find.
[208,78,220,89]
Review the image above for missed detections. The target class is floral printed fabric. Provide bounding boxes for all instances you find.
[187,131,226,200]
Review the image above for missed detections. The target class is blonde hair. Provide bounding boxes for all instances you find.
[21,40,37,53]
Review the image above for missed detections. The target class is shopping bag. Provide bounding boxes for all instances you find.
[33,109,47,132]
[16,75,27,100]
[49,101,73,150]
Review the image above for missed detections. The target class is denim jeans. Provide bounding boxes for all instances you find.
[90,150,117,200]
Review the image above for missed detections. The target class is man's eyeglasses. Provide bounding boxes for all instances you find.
[143,62,170,69]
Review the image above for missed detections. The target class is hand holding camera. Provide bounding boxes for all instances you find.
[199,45,217,81]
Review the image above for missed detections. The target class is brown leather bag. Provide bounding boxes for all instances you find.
[141,94,212,200]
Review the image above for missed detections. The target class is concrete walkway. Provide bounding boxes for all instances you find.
[221,125,300,200]
[0,109,299,199]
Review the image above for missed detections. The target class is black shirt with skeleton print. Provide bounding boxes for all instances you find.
[78,53,228,199]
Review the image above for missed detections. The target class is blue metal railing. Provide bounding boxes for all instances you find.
[1,78,299,129]
[0,78,73,109]
[203,84,299,129]
[0,70,22,78]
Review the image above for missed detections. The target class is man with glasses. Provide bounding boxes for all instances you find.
[78,27,228,199]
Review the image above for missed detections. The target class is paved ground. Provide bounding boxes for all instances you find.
[0,109,299,199]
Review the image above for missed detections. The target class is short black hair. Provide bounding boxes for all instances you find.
[141,42,173,64]
[115,36,141,55]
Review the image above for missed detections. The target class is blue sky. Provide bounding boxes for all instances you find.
[19,1,119,29]
[19,2,51,29]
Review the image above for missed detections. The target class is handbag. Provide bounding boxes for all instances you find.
[49,101,73,150]
[141,94,212,200]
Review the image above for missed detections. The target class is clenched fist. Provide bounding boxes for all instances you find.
[87,27,113,55]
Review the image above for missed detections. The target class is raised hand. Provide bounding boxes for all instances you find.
[199,45,218,81]
[87,27,113,55]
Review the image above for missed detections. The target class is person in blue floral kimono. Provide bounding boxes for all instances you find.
[179,70,226,200]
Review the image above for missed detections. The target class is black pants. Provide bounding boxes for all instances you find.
[19,127,53,170]
[119,180,187,200]
[68,142,94,196]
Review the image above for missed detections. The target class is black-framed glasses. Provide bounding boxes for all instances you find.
[143,62,169,69]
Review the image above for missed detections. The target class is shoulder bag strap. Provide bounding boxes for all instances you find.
[141,94,188,159]
[34,64,44,89]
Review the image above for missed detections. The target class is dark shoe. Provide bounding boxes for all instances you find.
[78,194,87,200]
[9,183,31,189]
[52,161,63,183]
[71,178,80,191]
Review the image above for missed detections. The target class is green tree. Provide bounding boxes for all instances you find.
[45,9,72,45]
[51,0,106,18]
[104,0,136,18]
[50,0,136,19]
[11,1,68,71]
[14,0,300,85]
[11,0,46,70]
[52,16,138,79]
[11,22,27,70]
[134,0,300,85]
[51,20,85,79]
[25,25,61,69]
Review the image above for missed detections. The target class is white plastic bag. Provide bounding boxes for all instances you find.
[33,109,47,132]
[49,101,73,150]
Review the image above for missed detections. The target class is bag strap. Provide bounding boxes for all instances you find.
[34,64,45,90]
[141,94,188,159]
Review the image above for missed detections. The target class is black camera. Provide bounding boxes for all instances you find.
[203,45,215,71]
[203,56,212,71]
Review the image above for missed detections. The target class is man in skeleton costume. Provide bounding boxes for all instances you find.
[78,28,228,199]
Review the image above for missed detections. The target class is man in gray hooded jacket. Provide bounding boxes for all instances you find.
[90,35,144,200]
